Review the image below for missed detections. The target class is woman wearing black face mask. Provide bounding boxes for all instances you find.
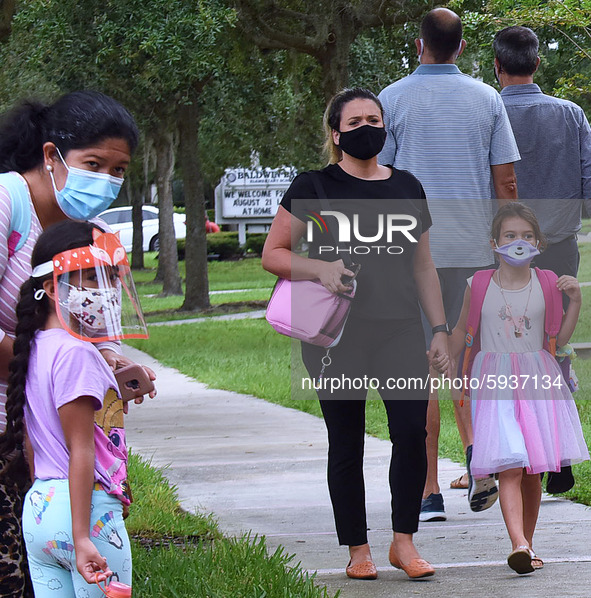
[263,88,450,581]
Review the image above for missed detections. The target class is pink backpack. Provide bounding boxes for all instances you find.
[460,267,564,400]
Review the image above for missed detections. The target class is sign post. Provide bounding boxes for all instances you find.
[215,167,296,245]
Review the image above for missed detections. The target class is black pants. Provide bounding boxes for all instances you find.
[301,316,429,545]
[533,235,579,278]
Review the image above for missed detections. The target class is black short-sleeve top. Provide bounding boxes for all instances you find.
[280,163,432,320]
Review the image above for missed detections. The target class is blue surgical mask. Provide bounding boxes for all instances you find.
[494,239,540,266]
[49,148,124,221]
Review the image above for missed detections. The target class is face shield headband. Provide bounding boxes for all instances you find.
[32,229,149,343]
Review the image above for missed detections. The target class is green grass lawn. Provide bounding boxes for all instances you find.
[137,245,591,322]
[577,241,591,282]
[133,253,274,291]
[136,246,591,322]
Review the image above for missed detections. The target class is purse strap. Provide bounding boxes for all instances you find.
[308,172,354,268]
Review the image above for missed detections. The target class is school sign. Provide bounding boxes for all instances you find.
[214,167,296,244]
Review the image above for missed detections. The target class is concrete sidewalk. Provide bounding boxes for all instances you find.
[124,345,591,598]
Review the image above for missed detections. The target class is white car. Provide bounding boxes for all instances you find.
[98,206,186,252]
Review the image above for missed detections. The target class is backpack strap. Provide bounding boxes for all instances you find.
[1,172,32,257]
[462,269,495,372]
[460,269,495,403]
[464,270,495,345]
[534,267,562,356]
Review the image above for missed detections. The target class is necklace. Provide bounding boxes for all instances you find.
[497,269,533,338]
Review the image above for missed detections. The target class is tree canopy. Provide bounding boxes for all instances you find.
[0,0,590,310]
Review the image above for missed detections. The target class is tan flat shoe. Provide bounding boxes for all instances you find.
[450,473,469,489]
[346,559,378,580]
[389,543,435,579]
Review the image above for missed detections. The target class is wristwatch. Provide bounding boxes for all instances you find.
[432,323,451,336]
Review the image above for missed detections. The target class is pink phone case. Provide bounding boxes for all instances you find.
[114,365,154,401]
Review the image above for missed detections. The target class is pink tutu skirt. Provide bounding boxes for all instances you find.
[470,350,589,477]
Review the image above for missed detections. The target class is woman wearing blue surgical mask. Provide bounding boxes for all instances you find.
[0,90,155,598]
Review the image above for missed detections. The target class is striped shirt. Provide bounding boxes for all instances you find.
[378,64,521,268]
[0,173,43,432]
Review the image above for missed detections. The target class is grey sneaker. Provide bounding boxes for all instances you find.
[419,492,446,522]
[466,444,499,512]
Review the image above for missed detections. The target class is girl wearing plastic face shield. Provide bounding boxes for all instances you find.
[0,221,149,596]
[47,227,147,346]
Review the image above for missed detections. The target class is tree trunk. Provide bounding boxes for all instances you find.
[130,174,144,271]
[153,131,183,295]
[178,99,211,311]
[316,26,355,103]
[0,0,15,43]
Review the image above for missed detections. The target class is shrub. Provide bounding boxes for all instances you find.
[176,238,185,260]
[245,233,267,256]
[207,232,242,260]
[176,233,242,261]
[177,232,266,260]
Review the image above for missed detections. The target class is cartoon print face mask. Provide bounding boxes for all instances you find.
[494,239,540,266]
[63,284,122,334]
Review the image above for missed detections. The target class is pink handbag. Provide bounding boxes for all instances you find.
[266,278,356,347]
[265,171,356,348]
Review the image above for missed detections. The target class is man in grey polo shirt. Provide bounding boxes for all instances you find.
[494,26,591,280]
[494,25,591,495]
[379,7,520,521]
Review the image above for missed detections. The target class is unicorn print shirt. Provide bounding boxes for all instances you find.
[24,328,130,505]
[468,269,546,353]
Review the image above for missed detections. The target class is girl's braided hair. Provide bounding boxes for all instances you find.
[0,220,99,487]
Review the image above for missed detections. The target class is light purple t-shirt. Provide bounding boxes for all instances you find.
[24,328,129,504]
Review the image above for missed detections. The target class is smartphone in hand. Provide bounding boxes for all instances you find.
[114,364,154,401]
[341,263,361,286]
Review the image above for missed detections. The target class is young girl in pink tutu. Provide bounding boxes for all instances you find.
[451,202,589,574]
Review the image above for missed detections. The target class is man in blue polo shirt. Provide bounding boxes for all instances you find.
[379,7,520,521]
[494,25,591,495]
